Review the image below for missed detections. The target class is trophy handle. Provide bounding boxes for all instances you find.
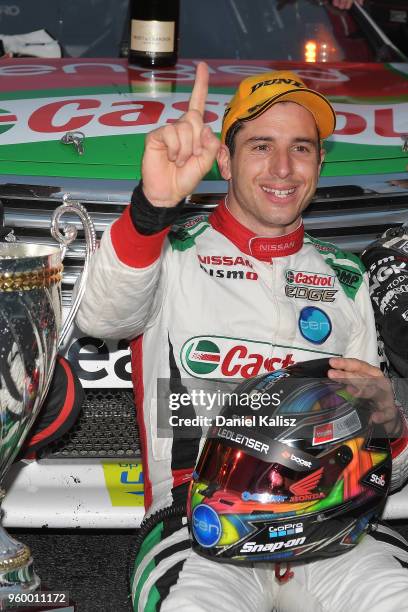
[51,195,97,349]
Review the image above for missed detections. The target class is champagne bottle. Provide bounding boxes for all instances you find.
[129,0,179,68]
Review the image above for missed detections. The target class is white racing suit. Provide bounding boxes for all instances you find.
[77,199,408,612]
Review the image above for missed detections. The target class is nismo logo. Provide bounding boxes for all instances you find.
[198,254,258,281]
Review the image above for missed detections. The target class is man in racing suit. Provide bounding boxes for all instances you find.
[76,64,408,611]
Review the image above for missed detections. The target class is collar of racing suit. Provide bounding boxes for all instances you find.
[209,201,304,262]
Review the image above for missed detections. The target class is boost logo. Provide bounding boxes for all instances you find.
[192,504,222,548]
[298,307,332,345]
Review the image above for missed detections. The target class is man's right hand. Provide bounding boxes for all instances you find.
[141,62,221,208]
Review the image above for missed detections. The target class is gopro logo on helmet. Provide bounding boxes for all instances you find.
[370,473,386,487]
[269,523,303,538]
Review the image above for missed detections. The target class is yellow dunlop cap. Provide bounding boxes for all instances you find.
[221,70,336,143]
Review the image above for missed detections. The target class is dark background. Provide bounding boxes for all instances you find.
[0,0,406,58]
[10,528,138,611]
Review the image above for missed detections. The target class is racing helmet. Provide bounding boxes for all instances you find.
[187,359,391,564]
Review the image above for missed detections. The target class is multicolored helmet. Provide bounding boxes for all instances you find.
[187,359,391,564]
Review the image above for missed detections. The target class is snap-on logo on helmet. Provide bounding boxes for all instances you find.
[192,504,221,548]
[299,307,332,345]
[240,537,306,554]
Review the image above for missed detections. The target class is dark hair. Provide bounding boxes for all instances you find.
[225,110,322,162]
[225,120,244,156]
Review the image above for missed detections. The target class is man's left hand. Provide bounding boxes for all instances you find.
[328,357,401,437]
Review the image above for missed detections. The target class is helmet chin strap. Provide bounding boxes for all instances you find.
[275,562,294,584]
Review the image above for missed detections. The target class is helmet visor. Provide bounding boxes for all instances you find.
[195,438,357,504]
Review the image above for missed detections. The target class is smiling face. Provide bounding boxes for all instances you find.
[217,102,325,237]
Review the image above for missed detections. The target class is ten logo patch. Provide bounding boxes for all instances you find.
[298,307,332,344]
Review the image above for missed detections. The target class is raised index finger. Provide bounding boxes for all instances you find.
[188,61,209,115]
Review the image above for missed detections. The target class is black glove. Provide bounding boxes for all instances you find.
[362,226,408,377]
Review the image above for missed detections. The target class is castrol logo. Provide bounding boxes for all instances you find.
[286,269,335,288]
[180,336,298,379]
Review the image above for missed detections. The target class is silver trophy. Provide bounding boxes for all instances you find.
[0,198,96,597]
